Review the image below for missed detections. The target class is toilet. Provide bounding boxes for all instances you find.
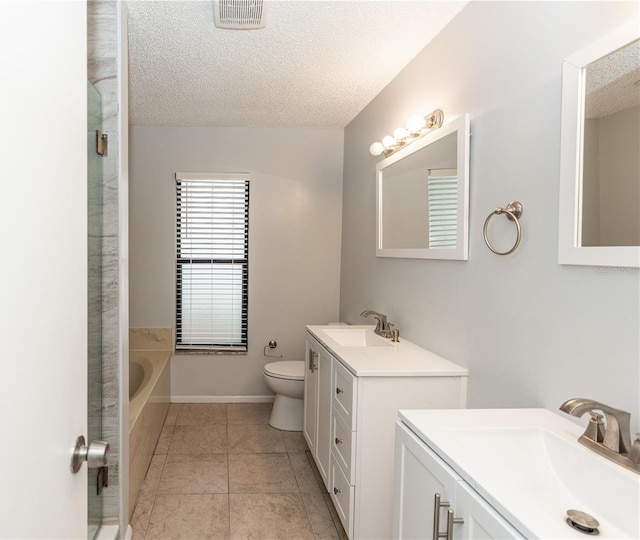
[263,360,305,431]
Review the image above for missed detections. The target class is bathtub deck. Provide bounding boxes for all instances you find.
[130,402,347,540]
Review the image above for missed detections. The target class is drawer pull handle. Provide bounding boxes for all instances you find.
[336,387,344,394]
[333,487,342,495]
[433,493,450,540]
[308,349,318,373]
[445,508,464,540]
[335,437,343,445]
[433,493,463,540]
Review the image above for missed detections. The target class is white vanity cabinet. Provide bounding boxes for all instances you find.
[305,326,469,539]
[394,420,525,540]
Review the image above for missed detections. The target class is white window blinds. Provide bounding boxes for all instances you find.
[427,169,458,249]
[175,173,249,352]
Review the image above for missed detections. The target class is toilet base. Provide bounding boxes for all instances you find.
[269,394,303,431]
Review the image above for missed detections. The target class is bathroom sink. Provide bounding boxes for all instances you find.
[399,408,640,539]
[322,328,392,347]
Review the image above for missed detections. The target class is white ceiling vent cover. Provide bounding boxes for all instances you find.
[214,0,267,30]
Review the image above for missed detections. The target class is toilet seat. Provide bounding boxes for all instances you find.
[263,360,304,381]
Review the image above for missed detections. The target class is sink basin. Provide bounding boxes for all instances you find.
[322,328,392,347]
[400,409,640,539]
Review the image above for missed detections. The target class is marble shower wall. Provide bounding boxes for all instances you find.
[88,0,121,524]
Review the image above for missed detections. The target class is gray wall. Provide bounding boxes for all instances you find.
[582,118,601,246]
[340,2,640,432]
[583,105,640,247]
[599,105,640,246]
[129,126,343,398]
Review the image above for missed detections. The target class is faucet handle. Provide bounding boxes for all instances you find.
[630,434,640,464]
[584,412,605,443]
[381,322,394,338]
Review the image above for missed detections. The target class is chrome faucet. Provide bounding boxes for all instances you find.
[560,398,640,474]
[360,310,394,338]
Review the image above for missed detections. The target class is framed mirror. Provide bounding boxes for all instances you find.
[376,114,470,259]
[558,21,640,267]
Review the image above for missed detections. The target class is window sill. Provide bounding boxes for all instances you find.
[174,347,248,356]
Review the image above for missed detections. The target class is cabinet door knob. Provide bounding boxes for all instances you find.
[335,437,343,445]
[333,487,342,495]
[336,387,344,394]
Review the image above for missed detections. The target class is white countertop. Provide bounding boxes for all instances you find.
[398,408,640,539]
[307,325,468,377]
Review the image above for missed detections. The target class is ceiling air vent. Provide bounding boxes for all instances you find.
[213,0,267,30]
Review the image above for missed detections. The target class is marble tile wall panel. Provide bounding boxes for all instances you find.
[130,328,173,351]
[88,0,121,524]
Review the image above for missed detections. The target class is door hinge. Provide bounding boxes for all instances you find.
[97,466,109,495]
[96,130,108,156]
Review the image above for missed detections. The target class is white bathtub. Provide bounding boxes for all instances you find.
[128,351,170,519]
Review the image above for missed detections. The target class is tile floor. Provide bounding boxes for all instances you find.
[131,402,348,540]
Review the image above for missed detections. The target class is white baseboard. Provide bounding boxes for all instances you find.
[171,395,275,403]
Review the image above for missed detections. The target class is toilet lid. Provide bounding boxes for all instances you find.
[263,360,304,380]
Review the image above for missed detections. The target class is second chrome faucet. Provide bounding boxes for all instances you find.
[560,398,640,473]
[360,310,399,341]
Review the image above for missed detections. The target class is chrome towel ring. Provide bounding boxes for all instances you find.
[483,201,523,255]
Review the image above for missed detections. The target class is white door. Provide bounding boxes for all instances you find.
[303,336,319,455]
[315,344,332,488]
[0,2,88,538]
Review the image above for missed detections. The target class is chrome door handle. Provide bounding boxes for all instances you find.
[71,435,109,473]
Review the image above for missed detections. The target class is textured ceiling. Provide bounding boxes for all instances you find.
[586,39,640,118]
[127,0,467,128]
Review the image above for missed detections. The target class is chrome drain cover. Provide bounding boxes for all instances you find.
[566,509,600,535]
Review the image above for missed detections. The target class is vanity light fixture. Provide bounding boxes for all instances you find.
[369,108,444,157]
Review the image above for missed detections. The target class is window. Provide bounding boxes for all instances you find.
[175,173,249,352]
[427,168,458,248]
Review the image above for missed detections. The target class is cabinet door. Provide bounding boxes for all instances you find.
[394,422,460,540]
[454,482,524,539]
[316,344,333,489]
[303,339,318,455]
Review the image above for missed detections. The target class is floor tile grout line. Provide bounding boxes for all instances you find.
[139,453,167,539]
[140,409,174,538]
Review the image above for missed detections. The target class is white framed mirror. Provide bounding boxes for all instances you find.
[558,21,640,267]
[376,114,470,259]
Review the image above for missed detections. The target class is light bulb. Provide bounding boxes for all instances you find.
[382,135,396,148]
[406,114,425,133]
[369,141,384,156]
[393,127,409,141]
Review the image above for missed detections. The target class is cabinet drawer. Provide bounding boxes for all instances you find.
[332,359,357,429]
[331,408,355,484]
[330,453,354,538]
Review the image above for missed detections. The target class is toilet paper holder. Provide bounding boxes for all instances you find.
[263,340,283,358]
